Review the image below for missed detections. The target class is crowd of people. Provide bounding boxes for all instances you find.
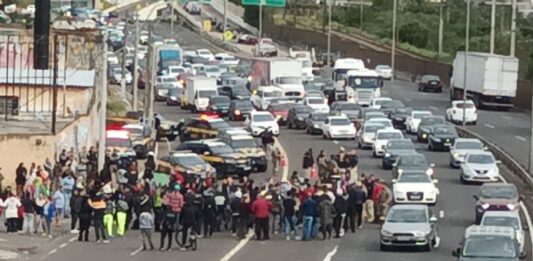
[0,141,393,251]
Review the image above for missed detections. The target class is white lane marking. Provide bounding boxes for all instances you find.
[130,246,143,256]
[404,98,413,102]
[515,136,527,142]
[219,230,254,261]
[501,115,512,120]
[484,124,495,129]
[48,249,57,255]
[0,238,6,242]
[69,237,77,242]
[429,106,439,111]
[59,243,68,249]
[323,245,338,261]
[498,175,533,259]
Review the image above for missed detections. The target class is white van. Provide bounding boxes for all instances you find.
[184,77,218,112]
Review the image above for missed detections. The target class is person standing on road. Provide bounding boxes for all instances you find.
[78,190,92,242]
[15,163,27,195]
[251,192,272,241]
[375,180,392,222]
[269,187,282,235]
[88,193,108,243]
[346,149,359,183]
[163,184,184,229]
[52,186,65,226]
[144,152,156,181]
[302,149,314,180]
[348,182,366,230]
[43,196,56,238]
[2,192,21,234]
[282,190,298,241]
[333,188,348,238]
[229,189,242,237]
[237,192,251,239]
[139,211,155,251]
[21,186,36,235]
[271,148,281,175]
[317,151,328,182]
[103,196,116,239]
[159,206,177,251]
[62,172,75,218]
[301,192,317,241]
[70,189,83,233]
[180,195,200,250]
[202,188,217,238]
[362,175,375,223]
[318,193,335,240]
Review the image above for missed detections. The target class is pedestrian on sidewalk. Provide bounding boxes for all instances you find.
[2,191,21,233]
[62,173,75,218]
[43,196,56,238]
[302,149,314,180]
[21,187,36,234]
[78,190,92,242]
[139,211,155,251]
[300,192,317,241]
[251,192,272,241]
[88,193,108,243]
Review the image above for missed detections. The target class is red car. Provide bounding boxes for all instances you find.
[267,103,294,125]
[237,34,259,45]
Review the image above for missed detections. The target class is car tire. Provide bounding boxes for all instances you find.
[257,165,267,173]
[373,150,378,158]
[428,142,434,151]
[288,122,293,129]
[380,243,388,251]
[460,174,466,184]
[323,134,327,139]
[437,87,442,93]
[472,121,477,126]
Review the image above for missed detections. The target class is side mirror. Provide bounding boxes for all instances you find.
[203,151,210,156]
[432,179,439,184]
[391,179,397,183]
[430,163,436,168]
[473,194,479,200]
[495,160,502,164]
[520,251,527,259]
[429,215,438,223]
[452,248,460,257]
[523,224,529,231]
[483,146,489,150]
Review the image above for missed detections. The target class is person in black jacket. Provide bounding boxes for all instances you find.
[333,188,348,238]
[159,206,177,251]
[180,198,200,250]
[144,153,156,181]
[302,148,314,179]
[202,189,217,238]
[78,191,92,242]
[70,189,83,232]
[346,182,367,232]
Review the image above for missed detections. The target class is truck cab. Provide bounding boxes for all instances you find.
[452,225,524,260]
[183,77,218,112]
[346,69,383,106]
[332,58,365,82]
[273,76,305,99]
[251,86,283,110]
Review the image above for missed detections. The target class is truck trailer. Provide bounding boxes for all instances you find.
[249,58,303,89]
[450,52,518,109]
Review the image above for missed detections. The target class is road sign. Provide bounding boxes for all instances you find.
[203,20,212,31]
[224,30,234,41]
[242,0,285,7]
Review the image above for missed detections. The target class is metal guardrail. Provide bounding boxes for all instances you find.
[455,126,533,187]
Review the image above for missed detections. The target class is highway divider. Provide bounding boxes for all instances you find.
[455,126,533,186]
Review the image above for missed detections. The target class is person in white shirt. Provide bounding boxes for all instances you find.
[1,193,21,233]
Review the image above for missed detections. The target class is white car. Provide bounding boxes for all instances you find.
[250,86,283,110]
[107,53,119,64]
[367,118,393,129]
[459,151,502,183]
[370,97,392,109]
[156,75,181,88]
[480,211,526,256]
[191,63,205,76]
[406,110,433,133]
[392,170,439,205]
[196,49,215,61]
[246,111,280,137]
[446,100,477,125]
[449,138,485,168]
[303,97,330,113]
[111,68,133,84]
[322,115,356,140]
[165,66,186,78]
[204,65,222,79]
[372,129,404,157]
[215,53,240,65]
[375,64,392,80]
[357,122,386,149]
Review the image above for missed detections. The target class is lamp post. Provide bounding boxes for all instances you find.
[390,0,397,85]
[327,0,332,67]
[462,0,470,127]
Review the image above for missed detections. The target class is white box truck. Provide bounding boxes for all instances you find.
[450,52,518,109]
[249,58,303,89]
[182,76,218,112]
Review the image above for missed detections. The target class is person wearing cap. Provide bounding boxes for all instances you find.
[302,148,314,180]
[251,192,272,240]
[163,183,184,227]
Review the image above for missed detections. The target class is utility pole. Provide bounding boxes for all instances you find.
[98,32,108,173]
[391,0,397,85]
[510,0,517,56]
[121,12,129,97]
[327,0,332,67]
[462,0,470,127]
[360,0,364,30]
[146,22,156,139]
[132,14,140,111]
[170,3,175,34]
[51,34,59,134]
[62,35,69,117]
[438,2,444,57]
[259,0,263,40]
[489,0,496,54]
[223,0,228,41]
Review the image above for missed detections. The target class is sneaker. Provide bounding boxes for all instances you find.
[159,247,165,251]
[179,247,186,251]
[294,236,302,240]
[286,236,290,241]
[48,235,53,239]
[96,240,102,244]
[103,240,110,244]
[358,225,363,229]
[71,229,79,234]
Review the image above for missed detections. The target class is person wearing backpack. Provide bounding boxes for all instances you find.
[115,186,130,237]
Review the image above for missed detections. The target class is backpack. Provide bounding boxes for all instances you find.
[117,199,129,211]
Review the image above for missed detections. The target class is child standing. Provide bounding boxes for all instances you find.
[139,211,154,251]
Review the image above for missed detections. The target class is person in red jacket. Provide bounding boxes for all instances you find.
[251,192,272,240]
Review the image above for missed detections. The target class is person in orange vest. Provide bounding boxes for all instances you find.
[88,192,108,243]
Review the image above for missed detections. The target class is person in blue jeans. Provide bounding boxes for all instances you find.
[300,193,317,241]
[61,172,75,218]
[282,190,299,241]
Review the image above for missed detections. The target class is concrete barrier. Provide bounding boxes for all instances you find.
[455,126,533,187]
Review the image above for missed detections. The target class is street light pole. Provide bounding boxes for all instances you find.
[327,0,332,67]
[360,0,364,30]
[223,0,228,41]
[489,0,496,54]
[259,0,263,40]
[510,0,517,56]
[98,31,108,173]
[121,12,129,97]
[132,14,140,111]
[462,0,470,127]
[438,2,444,57]
[391,0,397,85]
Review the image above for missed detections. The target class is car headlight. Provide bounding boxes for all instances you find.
[426,168,434,176]
[297,117,303,121]
[394,189,404,194]
[433,138,442,142]
[507,203,517,211]
[276,115,282,119]
[363,136,371,142]
[385,153,391,157]
[422,133,428,139]
[398,169,404,174]
[414,231,426,237]
[453,152,459,159]
[313,124,319,128]
[170,96,177,101]
[381,229,393,236]
[481,203,490,209]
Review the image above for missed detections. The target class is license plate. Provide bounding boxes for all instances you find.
[397,236,411,241]
[444,143,451,146]
[244,166,252,170]
[410,195,421,200]
[172,131,179,135]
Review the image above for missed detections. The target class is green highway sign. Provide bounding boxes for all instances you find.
[242,0,285,7]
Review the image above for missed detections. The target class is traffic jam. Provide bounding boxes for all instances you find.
[103,29,526,259]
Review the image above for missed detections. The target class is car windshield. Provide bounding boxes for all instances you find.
[382,100,404,108]
[462,236,516,258]
[367,114,386,120]
[467,154,495,164]
[312,114,328,121]
[388,140,414,150]
[170,68,185,73]
[295,107,313,114]
[421,117,445,125]
[253,114,274,122]
[162,77,175,83]
[480,186,517,199]
[398,173,431,183]
[482,216,520,230]
[278,77,302,84]
[198,90,218,98]
[169,88,182,96]
[308,98,324,105]
[210,120,231,129]
[400,155,427,167]
[377,132,402,140]
[269,103,293,111]
[330,118,351,126]
[375,99,391,106]
[172,155,205,165]
[423,75,440,82]
[234,100,253,109]
[339,103,360,111]
[386,209,427,223]
[231,139,259,148]
[413,112,432,119]
[371,120,392,127]
[455,141,483,150]
[263,91,282,98]
[211,145,234,154]
[376,65,391,70]
[206,67,220,73]
[106,138,132,148]
[364,125,385,133]
[456,102,475,109]
[434,127,457,135]
[212,96,231,104]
